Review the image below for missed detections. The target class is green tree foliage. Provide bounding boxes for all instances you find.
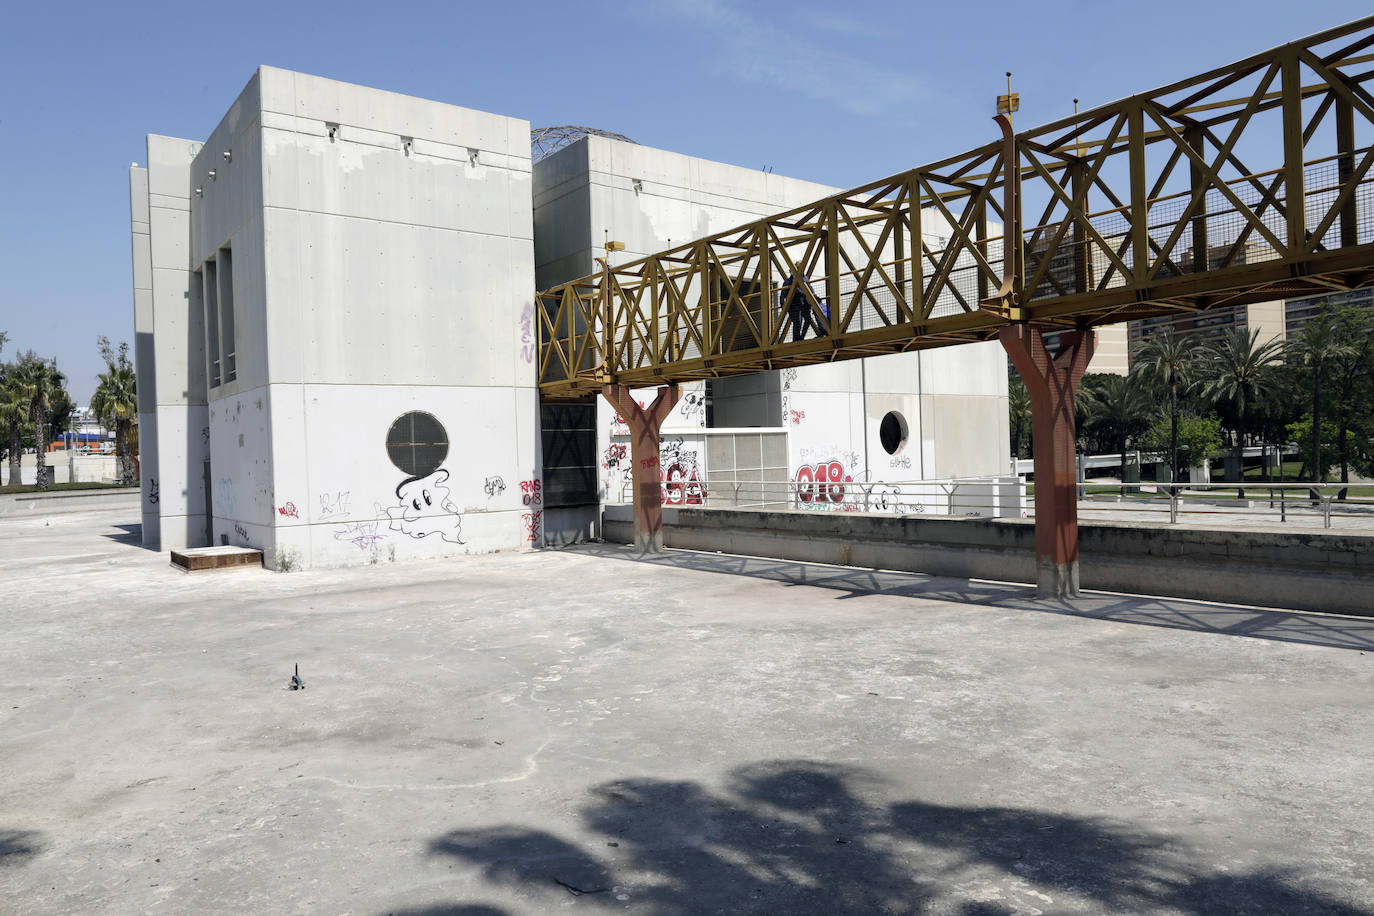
[1319,304,1374,484]
[1008,373,1031,459]
[1080,373,1151,494]
[1133,328,1203,483]
[92,336,138,485]
[1138,414,1223,475]
[0,360,26,486]
[1196,328,1285,493]
[1285,416,1341,481]
[1285,314,1353,482]
[12,357,67,490]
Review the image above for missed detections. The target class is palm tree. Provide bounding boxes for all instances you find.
[1133,328,1202,485]
[1197,328,1286,497]
[1286,314,1352,483]
[91,337,138,485]
[1083,373,1152,494]
[0,370,25,487]
[1008,375,1031,460]
[17,359,64,491]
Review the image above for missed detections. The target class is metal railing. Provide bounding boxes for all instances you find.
[615,475,1027,518]
[1075,481,1374,530]
[611,475,1374,531]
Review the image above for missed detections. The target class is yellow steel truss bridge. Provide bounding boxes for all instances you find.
[536,16,1374,400]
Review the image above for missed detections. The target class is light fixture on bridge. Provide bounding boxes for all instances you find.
[997,71,1019,119]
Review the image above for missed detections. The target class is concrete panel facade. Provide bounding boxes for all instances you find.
[129,165,159,545]
[137,134,211,551]
[133,69,536,569]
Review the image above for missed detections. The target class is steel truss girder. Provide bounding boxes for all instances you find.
[537,16,1374,400]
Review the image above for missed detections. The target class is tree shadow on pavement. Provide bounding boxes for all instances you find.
[573,544,1374,652]
[0,829,43,868]
[394,760,1368,915]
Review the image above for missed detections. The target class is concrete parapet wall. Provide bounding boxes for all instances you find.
[0,489,142,517]
[602,505,1374,616]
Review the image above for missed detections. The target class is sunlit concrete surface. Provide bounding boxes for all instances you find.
[2,508,1372,914]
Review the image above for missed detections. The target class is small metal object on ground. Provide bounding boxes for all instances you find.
[288,663,304,691]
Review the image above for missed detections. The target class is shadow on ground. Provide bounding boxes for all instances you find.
[571,544,1374,652]
[389,760,1366,915]
[102,523,145,548]
[0,829,43,868]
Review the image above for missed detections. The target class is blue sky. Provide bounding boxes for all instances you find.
[1,0,1369,405]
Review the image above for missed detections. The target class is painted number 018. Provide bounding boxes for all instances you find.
[796,461,849,503]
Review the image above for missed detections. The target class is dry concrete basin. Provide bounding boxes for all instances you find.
[2,507,1372,914]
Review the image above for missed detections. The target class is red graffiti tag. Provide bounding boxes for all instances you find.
[788,409,806,426]
[794,461,851,504]
[521,510,543,542]
[277,501,300,518]
[519,479,543,508]
[663,463,706,506]
[640,456,660,470]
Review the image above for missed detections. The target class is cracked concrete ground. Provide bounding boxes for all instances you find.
[1,507,1372,915]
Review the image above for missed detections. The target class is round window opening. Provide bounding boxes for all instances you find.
[386,411,450,478]
[879,410,908,456]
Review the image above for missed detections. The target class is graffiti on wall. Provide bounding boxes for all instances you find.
[794,460,853,505]
[277,501,300,519]
[519,479,543,508]
[484,476,507,498]
[781,368,798,423]
[661,435,705,506]
[334,519,387,552]
[679,391,706,424]
[147,478,159,504]
[519,304,536,364]
[521,509,543,542]
[318,490,351,519]
[384,411,464,543]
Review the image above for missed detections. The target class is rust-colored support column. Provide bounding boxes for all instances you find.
[601,383,682,552]
[1000,325,1095,598]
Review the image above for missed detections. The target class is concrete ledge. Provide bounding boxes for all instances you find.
[171,546,264,572]
[603,505,1374,616]
[0,488,141,517]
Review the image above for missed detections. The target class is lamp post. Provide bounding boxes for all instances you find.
[596,231,625,380]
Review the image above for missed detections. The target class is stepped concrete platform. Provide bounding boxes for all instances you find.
[1,507,1371,913]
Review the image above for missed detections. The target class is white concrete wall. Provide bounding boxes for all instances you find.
[129,165,159,544]
[187,68,537,568]
[144,134,211,551]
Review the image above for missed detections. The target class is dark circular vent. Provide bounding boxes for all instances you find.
[879,411,909,456]
[386,411,449,477]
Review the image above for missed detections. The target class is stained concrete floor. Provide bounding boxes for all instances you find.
[2,508,1372,915]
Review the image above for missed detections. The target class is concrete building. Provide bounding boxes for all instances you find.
[533,135,1012,525]
[1128,301,1286,357]
[131,68,538,568]
[132,75,1014,568]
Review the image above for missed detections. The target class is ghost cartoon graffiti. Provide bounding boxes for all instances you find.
[386,468,464,542]
[384,410,465,543]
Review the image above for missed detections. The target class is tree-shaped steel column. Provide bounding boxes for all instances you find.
[1000,325,1095,597]
[601,383,681,551]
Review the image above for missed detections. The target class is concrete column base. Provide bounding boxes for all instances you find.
[1037,560,1080,599]
[634,529,665,553]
